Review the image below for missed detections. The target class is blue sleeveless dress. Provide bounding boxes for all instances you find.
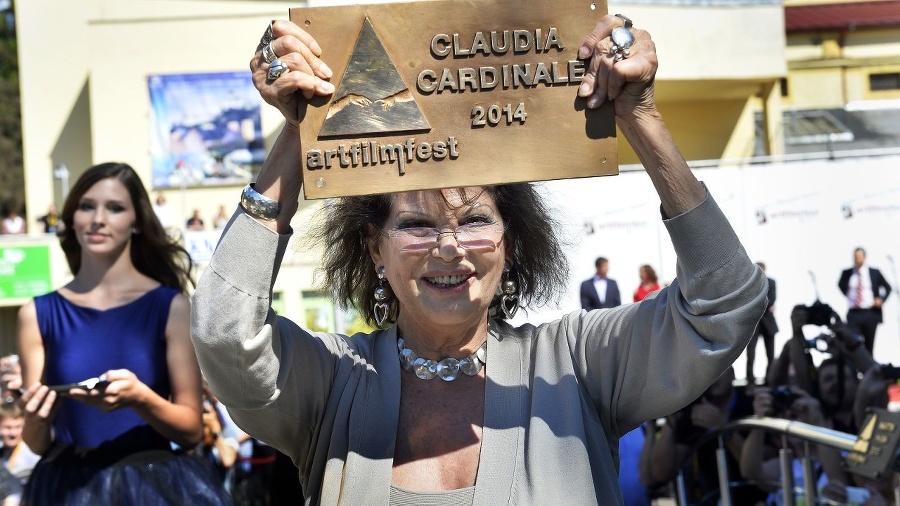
[24,287,230,505]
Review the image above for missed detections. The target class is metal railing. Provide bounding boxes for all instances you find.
[673,416,896,506]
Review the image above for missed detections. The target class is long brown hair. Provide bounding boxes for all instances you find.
[58,162,194,293]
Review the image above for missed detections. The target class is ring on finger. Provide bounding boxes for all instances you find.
[610,26,635,62]
[259,21,276,48]
[614,13,633,29]
[267,58,290,81]
[261,43,278,64]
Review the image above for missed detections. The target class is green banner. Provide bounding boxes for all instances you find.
[0,245,52,300]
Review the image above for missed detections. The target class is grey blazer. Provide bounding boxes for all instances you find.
[191,191,767,505]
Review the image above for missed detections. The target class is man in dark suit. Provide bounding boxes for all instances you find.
[580,257,621,310]
[838,247,892,353]
[746,262,777,383]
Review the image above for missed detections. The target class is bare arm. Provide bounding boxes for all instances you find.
[249,20,334,234]
[782,306,816,393]
[577,17,705,217]
[131,293,203,447]
[766,340,792,387]
[830,322,877,373]
[16,301,56,455]
[740,388,778,488]
[649,416,689,484]
[204,406,238,469]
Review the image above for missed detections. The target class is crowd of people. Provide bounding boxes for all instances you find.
[577,250,895,504]
[614,302,899,505]
[0,205,62,236]
[2,11,897,506]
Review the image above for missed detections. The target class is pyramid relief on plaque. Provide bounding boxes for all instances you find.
[318,18,432,138]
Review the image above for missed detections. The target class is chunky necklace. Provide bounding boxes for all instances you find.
[397,337,487,381]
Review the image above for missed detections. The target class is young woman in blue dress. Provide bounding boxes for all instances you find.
[15,162,229,504]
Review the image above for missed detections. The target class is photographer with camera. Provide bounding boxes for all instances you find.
[649,367,767,505]
[767,304,873,425]
[743,297,900,504]
[740,385,838,504]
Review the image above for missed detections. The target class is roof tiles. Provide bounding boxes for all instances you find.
[785,0,900,31]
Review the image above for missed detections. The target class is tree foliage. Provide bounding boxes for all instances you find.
[0,16,23,217]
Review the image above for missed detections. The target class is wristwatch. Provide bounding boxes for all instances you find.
[240,183,280,221]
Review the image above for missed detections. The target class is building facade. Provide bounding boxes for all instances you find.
[1,0,788,352]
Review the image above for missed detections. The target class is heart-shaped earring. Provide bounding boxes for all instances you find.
[373,266,390,327]
[499,266,519,319]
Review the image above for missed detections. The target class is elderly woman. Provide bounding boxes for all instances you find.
[191,16,767,504]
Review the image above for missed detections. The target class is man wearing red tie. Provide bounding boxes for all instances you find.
[838,247,892,353]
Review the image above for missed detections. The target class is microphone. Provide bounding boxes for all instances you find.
[808,270,821,301]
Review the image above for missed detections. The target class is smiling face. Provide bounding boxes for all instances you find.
[369,188,508,336]
[73,177,137,261]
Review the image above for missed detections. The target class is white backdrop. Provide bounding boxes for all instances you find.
[512,154,900,380]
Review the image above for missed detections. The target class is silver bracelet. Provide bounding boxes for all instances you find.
[240,183,280,221]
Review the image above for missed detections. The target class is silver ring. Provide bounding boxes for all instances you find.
[610,26,635,61]
[267,58,290,81]
[614,13,633,29]
[261,43,277,64]
[259,21,275,48]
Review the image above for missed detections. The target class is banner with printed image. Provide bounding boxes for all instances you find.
[148,72,264,189]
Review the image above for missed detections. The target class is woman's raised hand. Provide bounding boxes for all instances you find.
[577,14,658,118]
[250,20,335,125]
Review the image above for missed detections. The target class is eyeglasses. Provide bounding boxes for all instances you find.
[381,222,506,252]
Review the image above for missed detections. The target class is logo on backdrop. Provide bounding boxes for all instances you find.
[840,188,900,219]
[755,192,820,225]
[583,202,650,234]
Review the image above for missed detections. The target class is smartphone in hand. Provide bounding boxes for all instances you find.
[46,377,109,394]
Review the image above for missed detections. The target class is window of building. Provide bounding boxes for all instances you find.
[870,72,900,91]
[272,291,284,315]
[779,77,789,97]
[302,291,335,332]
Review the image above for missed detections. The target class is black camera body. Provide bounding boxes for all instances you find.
[881,364,900,381]
[771,386,796,415]
[804,301,836,327]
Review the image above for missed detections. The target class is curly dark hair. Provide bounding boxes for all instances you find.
[58,162,194,293]
[308,184,570,327]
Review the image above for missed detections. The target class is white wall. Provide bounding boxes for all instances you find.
[513,155,900,380]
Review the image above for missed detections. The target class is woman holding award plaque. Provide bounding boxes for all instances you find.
[191,16,768,504]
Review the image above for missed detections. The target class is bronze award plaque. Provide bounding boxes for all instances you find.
[289,0,617,199]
